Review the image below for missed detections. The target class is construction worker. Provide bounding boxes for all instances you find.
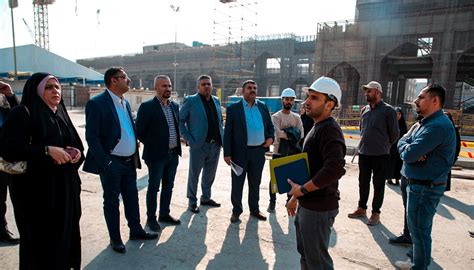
[267,88,303,212]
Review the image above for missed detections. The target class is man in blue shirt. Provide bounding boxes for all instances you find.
[224,80,274,223]
[395,85,455,270]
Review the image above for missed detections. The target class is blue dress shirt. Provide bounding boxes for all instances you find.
[107,89,136,156]
[242,98,265,146]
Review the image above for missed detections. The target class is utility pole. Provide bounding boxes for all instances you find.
[170,4,180,94]
[9,0,18,79]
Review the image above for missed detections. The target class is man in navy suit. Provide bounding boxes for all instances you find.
[179,75,224,214]
[136,75,182,232]
[84,67,157,253]
[224,80,274,223]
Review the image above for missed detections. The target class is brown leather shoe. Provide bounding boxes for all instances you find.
[367,213,380,226]
[348,207,367,218]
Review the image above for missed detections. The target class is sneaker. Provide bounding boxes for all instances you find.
[348,207,367,218]
[367,213,380,226]
[267,201,275,213]
[389,234,412,246]
[395,260,413,269]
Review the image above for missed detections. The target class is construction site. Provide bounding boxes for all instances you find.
[74,0,474,135]
[2,0,474,135]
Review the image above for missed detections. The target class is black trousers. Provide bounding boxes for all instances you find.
[400,176,411,239]
[231,146,266,215]
[357,154,389,213]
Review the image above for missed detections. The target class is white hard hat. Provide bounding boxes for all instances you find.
[303,76,342,107]
[281,88,296,98]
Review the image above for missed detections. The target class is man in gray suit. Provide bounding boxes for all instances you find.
[179,75,224,214]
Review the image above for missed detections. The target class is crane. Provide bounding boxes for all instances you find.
[32,0,55,50]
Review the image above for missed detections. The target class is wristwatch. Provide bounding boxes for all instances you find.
[300,185,309,195]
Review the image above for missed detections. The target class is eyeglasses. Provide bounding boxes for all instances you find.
[114,75,128,80]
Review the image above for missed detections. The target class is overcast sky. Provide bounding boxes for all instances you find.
[1,0,356,61]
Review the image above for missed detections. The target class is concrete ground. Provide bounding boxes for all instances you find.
[1,109,473,269]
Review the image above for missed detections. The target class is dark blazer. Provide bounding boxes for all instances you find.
[136,97,182,163]
[83,90,141,174]
[223,99,274,164]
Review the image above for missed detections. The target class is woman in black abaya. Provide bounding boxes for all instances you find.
[0,73,84,269]
[386,107,408,185]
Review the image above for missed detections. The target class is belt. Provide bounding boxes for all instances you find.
[408,178,446,187]
[111,154,134,162]
[205,139,217,144]
[247,145,262,149]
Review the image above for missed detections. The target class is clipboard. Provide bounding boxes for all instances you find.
[269,152,310,194]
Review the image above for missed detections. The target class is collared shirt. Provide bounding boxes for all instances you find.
[398,110,456,183]
[107,89,136,156]
[359,100,399,155]
[242,98,265,146]
[271,110,304,154]
[159,97,178,149]
[199,93,221,144]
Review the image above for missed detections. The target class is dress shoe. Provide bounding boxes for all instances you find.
[389,234,412,246]
[0,230,20,245]
[267,201,276,213]
[230,213,240,223]
[158,215,181,225]
[189,204,200,213]
[348,207,367,218]
[129,231,159,240]
[200,199,221,207]
[110,239,126,253]
[367,213,380,226]
[146,219,161,232]
[250,211,267,221]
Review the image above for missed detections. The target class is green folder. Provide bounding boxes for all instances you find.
[269,152,310,194]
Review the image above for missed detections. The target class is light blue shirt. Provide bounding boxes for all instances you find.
[398,110,455,183]
[242,98,265,146]
[107,89,136,156]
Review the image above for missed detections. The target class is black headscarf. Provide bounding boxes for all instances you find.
[21,72,84,152]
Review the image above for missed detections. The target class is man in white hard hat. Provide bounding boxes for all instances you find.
[286,76,346,269]
[348,81,399,225]
[267,88,304,213]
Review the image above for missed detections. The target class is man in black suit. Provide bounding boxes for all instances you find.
[136,75,182,232]
[224,80,274,223]
[0,81,19,244]
[84,67,157,253]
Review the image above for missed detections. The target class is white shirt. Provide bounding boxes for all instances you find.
[271,110,304,154]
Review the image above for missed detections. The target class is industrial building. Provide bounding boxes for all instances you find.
[77,33,316,104]
[314,0,474,112]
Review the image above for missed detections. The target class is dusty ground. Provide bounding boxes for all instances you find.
[1,109,472,269]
